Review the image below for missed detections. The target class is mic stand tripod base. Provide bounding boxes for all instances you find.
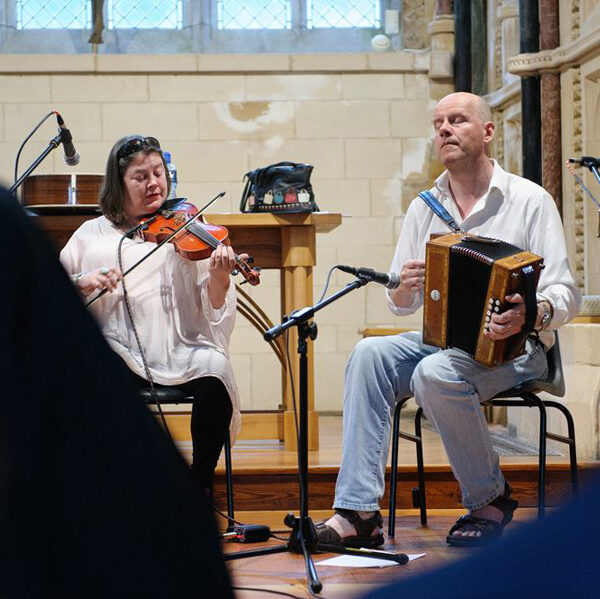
[224,513,323,593]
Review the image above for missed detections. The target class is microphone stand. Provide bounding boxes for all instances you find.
[224,276,409,595]
[9,131,64,199]
[580,163,600,237]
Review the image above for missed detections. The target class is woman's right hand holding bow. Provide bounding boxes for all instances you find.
[74,266,122,296]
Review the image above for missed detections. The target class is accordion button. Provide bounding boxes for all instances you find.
[430,289,441,301]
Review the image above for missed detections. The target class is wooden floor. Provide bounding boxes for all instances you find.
[169,414,598,597]
[223,508,539,598]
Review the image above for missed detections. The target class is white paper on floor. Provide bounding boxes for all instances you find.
[317,553,426,568]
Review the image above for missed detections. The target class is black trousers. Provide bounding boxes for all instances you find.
[130,372,233,491]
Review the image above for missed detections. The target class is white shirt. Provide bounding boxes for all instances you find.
[386,160,581,347]
[60,216,241,438]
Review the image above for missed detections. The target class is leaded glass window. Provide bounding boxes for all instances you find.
[16,0,91,29]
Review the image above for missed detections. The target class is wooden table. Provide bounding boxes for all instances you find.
[207,212,342,450]
[30,206,342,450]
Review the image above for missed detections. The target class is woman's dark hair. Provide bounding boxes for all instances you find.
[99,135,171,225]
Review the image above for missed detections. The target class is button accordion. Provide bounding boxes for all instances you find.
[423,232,543,367]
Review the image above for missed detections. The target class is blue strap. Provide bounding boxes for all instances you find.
[418,190,461,233]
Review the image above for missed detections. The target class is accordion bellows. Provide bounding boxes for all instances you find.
[423,232,544,367]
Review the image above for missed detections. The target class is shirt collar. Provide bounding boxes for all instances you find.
[434,159,507,199]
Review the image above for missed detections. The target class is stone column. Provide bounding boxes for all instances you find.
[454,0,471,91]
[519,0,542,185]
[498,0,520,87]
[429,0,455,85]
[435,0,453,16]
[539,0,562,213]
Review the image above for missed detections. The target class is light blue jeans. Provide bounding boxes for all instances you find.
[333,331,548,511]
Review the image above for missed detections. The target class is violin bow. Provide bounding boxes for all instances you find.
[566,159,600,237]
[85,191,226,307]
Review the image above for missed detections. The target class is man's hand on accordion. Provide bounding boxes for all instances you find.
[484,293,526,340]
[389,259,426,308]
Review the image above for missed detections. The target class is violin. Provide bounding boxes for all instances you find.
[139,200,261,286]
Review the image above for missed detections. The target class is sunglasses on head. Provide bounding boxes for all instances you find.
[117,136,161,161]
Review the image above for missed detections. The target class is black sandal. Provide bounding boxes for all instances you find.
[446,482,518,547]
[315,508,384,549]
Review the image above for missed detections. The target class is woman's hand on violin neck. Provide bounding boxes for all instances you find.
[77,266,122,296]
[207,244,238,309]
[208,244,239,279]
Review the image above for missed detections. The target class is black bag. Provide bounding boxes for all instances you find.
[239,161,318,214]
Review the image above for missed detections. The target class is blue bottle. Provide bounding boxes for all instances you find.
[164,151,178,199]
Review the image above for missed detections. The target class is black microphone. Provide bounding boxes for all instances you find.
[338,265,401,289]
[569,156,600,168]
[55,112,80,166]
[122,215,157,240]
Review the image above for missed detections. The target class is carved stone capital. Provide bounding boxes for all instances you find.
[428,14,454,36]
[497,1,519,21]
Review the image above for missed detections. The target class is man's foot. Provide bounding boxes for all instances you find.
[315,509,384,549]
[446,482,518,547]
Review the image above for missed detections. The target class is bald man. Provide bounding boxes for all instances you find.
[316,93,580,548]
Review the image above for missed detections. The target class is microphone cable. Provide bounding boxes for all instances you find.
[116,230,172,442]
[13,110,56,193]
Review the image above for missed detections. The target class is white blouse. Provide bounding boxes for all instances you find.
[60,215,241,438]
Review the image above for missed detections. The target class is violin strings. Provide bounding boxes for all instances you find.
[188,221,250,273]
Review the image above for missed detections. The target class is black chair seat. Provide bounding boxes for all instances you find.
[388,332,578,537]
[140,386,187,404]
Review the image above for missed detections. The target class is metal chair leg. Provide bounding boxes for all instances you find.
[414,407,427,526]
[543,400,579,496]
[224,434,235,527]
[532,396,548,519]
[388,400,403,537]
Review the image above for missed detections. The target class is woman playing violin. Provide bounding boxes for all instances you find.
[60,134,241,493]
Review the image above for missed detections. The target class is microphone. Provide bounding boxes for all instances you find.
[122,215,157,240]
[569,156,600,168]
[338,265,401,289]
[55,112,80,166]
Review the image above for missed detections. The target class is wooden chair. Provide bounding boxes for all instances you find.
[388,332,578,536]
[140,386,235,525]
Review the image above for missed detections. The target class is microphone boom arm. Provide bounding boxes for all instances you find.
[264,277,369,341]
[568,158,600,237]
[9,132,62,199]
